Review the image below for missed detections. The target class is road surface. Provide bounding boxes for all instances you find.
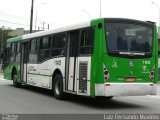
[0,78,160,114]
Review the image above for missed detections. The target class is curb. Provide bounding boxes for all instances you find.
[0,78,6,81]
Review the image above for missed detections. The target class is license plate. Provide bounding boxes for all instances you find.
[125,77,136,82]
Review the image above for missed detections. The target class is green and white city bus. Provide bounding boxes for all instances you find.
[2,18,158,99]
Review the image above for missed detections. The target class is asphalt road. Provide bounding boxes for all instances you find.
[0,79,160,115]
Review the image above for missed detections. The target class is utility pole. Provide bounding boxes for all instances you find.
[100,0,101,18]
[35,3,47,31]
[0,26,4,65]
[152,2,160,28]
[82,10,90,19]
[48,24,49,30]
[30,0,34,33]
[1,26,4,54]
[42,21,45,30]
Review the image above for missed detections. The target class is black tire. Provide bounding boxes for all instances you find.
[106,96,113,100]
[12,71,21,88]
[53,74,65,100]
[95,96,113,101]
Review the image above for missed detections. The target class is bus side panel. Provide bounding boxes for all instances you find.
[16,64,21,83]
[26,57,66,89]
[4,63,21,82]
[4,64,15,80]
[49,57,66,89]
[76,57,91,96]
[90,19,105,96]
[154,25,158,84]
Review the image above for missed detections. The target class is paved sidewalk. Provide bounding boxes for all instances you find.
[0,73,3,79]
[0,73,159,95]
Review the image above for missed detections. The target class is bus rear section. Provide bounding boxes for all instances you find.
[94,19,158,97]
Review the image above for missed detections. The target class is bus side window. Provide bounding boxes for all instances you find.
[29,39,38,63]
[5,43,11,61]
[15,42,21,63]
[30,39,36,51]
[11,43,15,53]
[17,42,20,52]
[52,33,66,57]
[10,43,15,63]
[41,36,50,49]
[80,28,94,55]
[38,36,51,62]
[36,38,40,50]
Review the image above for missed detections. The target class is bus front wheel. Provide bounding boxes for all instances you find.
[95,96,113,101]
[12,72,21,88]
[53,74,65,100]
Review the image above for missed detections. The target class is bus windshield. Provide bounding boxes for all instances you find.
[106,22,153,58]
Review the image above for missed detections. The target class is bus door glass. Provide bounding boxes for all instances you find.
[21,42,29,82]
[66,31,79,92]
[27,39,39,86]
[77,28,94,95]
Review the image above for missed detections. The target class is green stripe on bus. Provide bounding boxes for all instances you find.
[27,73,52,77]
[7,36,23,43]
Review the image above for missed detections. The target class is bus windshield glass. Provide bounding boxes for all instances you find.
[106,22,153,58]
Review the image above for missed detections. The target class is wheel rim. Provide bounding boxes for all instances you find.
[55,80,61,95]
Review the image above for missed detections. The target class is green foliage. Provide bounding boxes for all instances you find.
[0,27,11,52]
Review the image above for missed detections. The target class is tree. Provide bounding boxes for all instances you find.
[0,27,12,64]
[0,27,11,53]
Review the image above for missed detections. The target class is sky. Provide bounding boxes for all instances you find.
[0,0,159,30]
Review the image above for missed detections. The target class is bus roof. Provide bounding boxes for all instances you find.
[7,21,90,43]
[7,18,155,43]
[7,36,23,43]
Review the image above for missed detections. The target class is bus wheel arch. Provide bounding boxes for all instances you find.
[11,67,17,80]
[12,66,21,88]
[52,69,65,100]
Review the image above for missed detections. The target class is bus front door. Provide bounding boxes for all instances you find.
[65,31,79,92]
[21,42,29,83]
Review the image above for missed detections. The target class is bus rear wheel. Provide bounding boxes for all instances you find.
[53,74,65,100]
[12,72,21,88]
[95,96,113,101]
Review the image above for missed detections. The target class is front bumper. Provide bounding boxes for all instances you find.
[95,83,157,97]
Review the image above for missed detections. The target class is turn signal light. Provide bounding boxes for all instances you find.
[149,66,155,81]
[104,64,110,80]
